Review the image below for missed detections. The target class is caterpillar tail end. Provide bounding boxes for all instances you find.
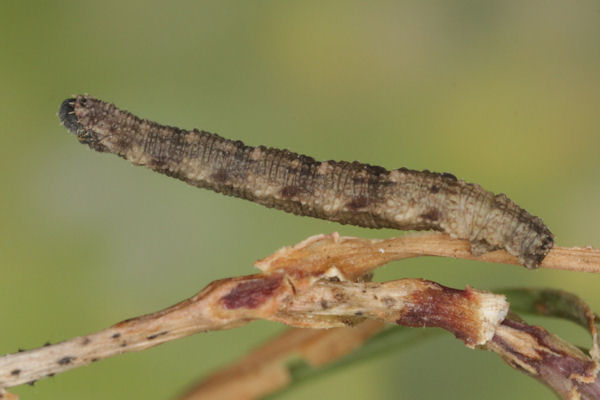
[523,230,554,269]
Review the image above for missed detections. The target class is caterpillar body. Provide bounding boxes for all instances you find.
[59,95,553,268]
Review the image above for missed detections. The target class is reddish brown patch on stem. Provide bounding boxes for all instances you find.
[396,283,479,345]
[499,318,597,379]
[491,318,600,399]
[221,276,283,309]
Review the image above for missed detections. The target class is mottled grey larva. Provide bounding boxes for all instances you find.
[59,95,554,268]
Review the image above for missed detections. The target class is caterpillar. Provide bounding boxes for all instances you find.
[59,95,554,268]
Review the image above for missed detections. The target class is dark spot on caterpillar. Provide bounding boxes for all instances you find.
[147,331,168,340]
[150,157,168,169]
[57,356,75,365]
[212,168,228,183]
[346,195,369,210]
[441,172,457,181]
[114,135,132,153]
[11,369,21,376]
[430,185,440,194]
[280,185,301,198]
[91,358,99,362]
[366,164,388,176]
[421,208,442,222]
[27,380,36,386]
[111,333,121,339]
[81,337,91,345]
[222,275,283,309]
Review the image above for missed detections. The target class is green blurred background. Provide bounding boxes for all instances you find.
[1,1,599,399]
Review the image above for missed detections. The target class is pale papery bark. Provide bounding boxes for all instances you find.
[0,233,598,400]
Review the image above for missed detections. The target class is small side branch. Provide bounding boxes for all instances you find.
[255,233,600,275]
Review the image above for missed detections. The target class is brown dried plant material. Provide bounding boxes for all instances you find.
[0,233,509,391]
[59,95,553,268]
[0,275,506,389]
[2,233,598,397]
[503,288,600,363]
[256,232,600,274]
[487,317,600,400]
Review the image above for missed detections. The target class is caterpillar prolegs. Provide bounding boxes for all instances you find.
[59,95,554,268]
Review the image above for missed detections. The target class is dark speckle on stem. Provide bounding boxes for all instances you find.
[147,331,169,340]
[57,356,75,365]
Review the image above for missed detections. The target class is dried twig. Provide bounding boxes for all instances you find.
[0,275,507,389]
[0,232,598,399]
[254,232,600,274]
